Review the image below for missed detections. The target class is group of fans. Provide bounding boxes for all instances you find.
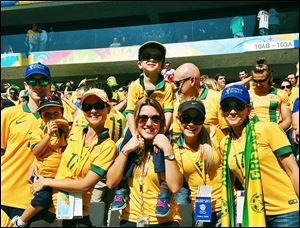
[1,41,299,227]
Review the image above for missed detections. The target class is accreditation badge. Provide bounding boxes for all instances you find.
[194,185,212,222]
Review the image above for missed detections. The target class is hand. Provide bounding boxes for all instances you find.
[27,163,38,184]
[45,120,58,136]
[122,134,144,155]
[153,134,172,153]
[31,175,45,194]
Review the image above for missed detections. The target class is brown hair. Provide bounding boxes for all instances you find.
[252,58,273,85]
[133,97,165,132]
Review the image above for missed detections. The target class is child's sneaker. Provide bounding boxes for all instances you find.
[155,192,171,217]
[110,188,127,211]
[12,215,26,227]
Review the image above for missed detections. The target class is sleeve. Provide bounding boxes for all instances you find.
[1,109,10,150]
[292,97,299,113]
[126,81,139,113]
[90,139,117,177]
[263,122,292,157]
[163,83,174,113]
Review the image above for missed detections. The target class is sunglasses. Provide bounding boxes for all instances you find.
[281,85,291,89]
[252,77,268,83]
[140,53,163,62]
[81,102,106,112]
[26,78,50,87]
[138,114,162,124]
[179,113,204,125]
[220,101,246,112]
[173,77,191,88]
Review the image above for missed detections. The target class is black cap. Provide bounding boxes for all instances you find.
[178,100,206,117]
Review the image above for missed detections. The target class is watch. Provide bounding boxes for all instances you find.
[164,153,175,161]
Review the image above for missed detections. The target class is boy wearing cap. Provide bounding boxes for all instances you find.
[1,62,53,227]
[112,41,174,216]
[220,85,298,227]
[12,95,69,227]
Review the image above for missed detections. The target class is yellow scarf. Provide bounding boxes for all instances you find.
[221,119,266,227]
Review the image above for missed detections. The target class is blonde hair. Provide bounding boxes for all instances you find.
[178,97,214,172]
[203,77,218,91]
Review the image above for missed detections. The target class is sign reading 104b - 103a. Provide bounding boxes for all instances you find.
[243,40,295,52]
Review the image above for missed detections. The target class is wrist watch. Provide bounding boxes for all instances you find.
[164,153,175,161]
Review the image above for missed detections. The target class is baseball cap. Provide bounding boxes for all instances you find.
[24,62,51,80]
[81,88,109,104]
[138,41,166,59]
[37,96,63,112]
[220,84,250,104]
[178,99,206,117]
[107,76,119,87]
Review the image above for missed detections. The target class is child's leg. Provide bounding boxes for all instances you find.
[153,129,172,173]
[20,205,43,223]
[120,129,137,178]
[110,178,129,211]
[155,181,171,217]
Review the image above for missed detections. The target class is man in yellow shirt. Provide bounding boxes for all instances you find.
[172,63,228,138]
[1,62,52,226]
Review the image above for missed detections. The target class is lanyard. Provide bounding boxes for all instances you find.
[139,151,151,215]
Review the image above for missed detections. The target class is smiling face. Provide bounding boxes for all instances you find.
[137,48,164,75]
[220,98,251,128]
[82,95,110,128]
[137,105,161,141]
[178,109,203,138]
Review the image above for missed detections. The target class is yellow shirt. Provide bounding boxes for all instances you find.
[250,87,290,123]
[289,86,299,104]
[30,126,67,178]
[172,88,227,135]
[220,121,298,215]
[62,100,76,123]
[126,74,174,114]
[174,127,224,212]
[1,103,43,209]
[120,154,181,224]
[52,127,117,216]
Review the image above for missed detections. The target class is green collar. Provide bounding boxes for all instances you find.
[22,102,40,119]
[199,87,208,100]
[83,126,109,141]
[139,73,165,96]
[176,133,185,147]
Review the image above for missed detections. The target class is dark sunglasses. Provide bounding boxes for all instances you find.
[179,113,204,125]
[252,77,268,83]
[26,78,50,87]
[82,102,106,112]
[220,101,246,112]
[140,53,163,62]
[138,114,162,124]
[173,77,191,88]
[281,85,291,89]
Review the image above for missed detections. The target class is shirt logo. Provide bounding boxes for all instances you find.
[16,120,26,124]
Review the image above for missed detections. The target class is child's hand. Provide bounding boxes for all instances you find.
[153,134,172,153]
[45,120,58,136]
[31,175,45,194]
